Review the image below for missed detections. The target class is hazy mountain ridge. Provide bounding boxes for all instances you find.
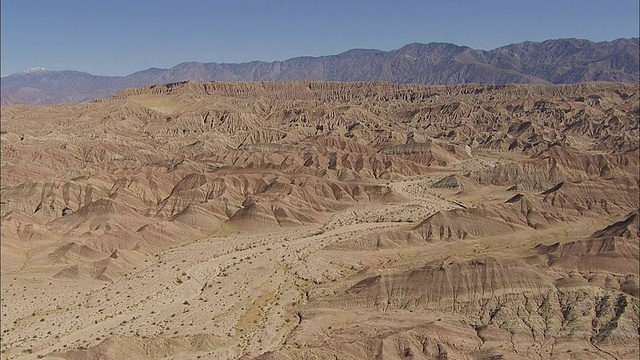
[1,37,638,104]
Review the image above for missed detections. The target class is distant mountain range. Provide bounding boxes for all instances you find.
[1,37,638,105]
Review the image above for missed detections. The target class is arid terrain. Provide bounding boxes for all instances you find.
[1,81,638,359]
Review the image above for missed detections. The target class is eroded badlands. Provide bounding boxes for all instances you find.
[1,81,638,359]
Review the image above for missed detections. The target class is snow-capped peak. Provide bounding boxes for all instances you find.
[22,66,48,74]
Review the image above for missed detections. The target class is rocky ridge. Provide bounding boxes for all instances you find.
[1,37,638,104]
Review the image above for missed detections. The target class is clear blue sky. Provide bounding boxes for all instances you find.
[2,0,639,76]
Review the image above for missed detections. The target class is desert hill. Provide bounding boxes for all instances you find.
[1,81,638,359]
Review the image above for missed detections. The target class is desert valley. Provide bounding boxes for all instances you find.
[0,79,638,359]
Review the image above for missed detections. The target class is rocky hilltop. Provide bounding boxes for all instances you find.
[1,81,638,359]
[1,37,638,105]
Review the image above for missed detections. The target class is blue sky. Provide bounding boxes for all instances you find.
[2,0,639,76]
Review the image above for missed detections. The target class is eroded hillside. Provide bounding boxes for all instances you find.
[1,81,638,359]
